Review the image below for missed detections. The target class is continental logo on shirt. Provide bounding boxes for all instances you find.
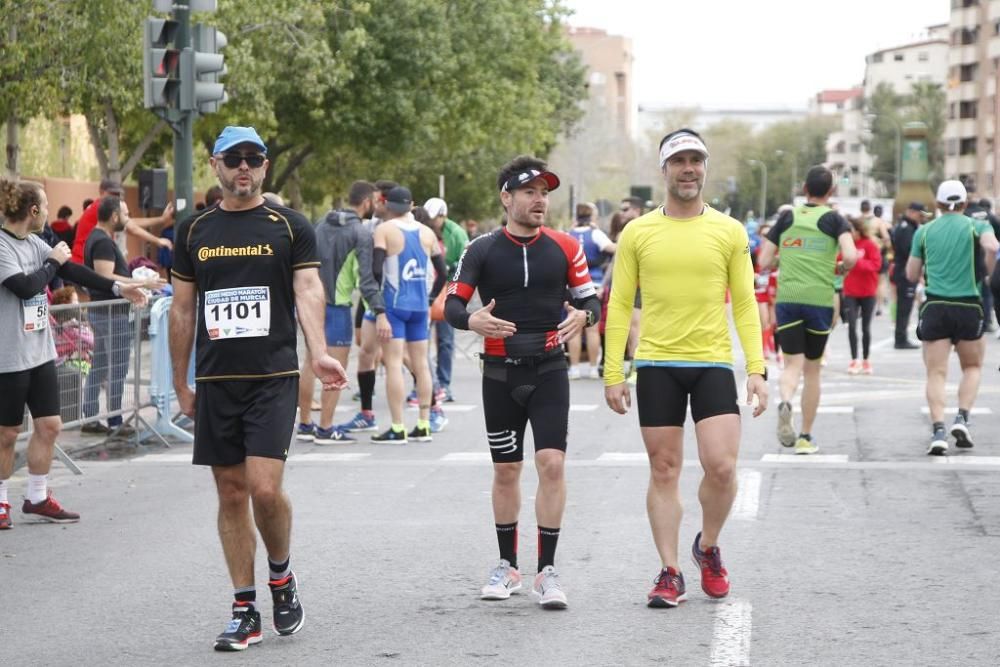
[197,244,274,262]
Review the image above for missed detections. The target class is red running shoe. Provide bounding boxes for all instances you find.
[692,531,730,598]
[647,567,687,608]
[0,502,11,529]
[22,492,80,523]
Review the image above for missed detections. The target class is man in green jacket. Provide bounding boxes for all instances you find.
[424,197,468,403]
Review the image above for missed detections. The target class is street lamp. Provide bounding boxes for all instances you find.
[775,149,798,203]
[748,159,767,221]
[865,113,901,196]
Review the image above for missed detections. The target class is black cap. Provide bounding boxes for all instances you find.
[100,178,123,195]
[385,186,412,214]
[500,169,560,193]
[907,202,927,212]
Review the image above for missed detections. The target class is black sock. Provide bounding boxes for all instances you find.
[537,526,560,572]
[496,522,518,569]
[932,421,945,433]
[268,556,290,582]
[958,409,970,422]
[799,433,811,441]
[234,586,256,608]
[359,370,376,411]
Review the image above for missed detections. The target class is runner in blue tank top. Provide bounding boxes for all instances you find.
[567,203,616,379]
[371,186,448,443]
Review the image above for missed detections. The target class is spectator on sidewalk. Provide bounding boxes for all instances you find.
[70,178,174,265]
[51,206,75,246]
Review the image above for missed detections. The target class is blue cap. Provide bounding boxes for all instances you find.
[212,126,267,155]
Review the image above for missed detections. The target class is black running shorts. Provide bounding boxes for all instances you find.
[193,375,298,466]
[917,298,984,343]
[636,366,739,428]
[0,361,60,427]
[481,355,569,463]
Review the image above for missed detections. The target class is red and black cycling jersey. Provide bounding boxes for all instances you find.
[445,226,601,357]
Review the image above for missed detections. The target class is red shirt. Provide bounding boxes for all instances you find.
[843,237,882,298]
[71,200,100,264]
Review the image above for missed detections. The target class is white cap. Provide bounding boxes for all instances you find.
[659,132,710,168]
[423,197,448,218]
[936,180,967,211]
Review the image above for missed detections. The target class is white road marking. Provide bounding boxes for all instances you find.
[710,598,752,667]
[406,404,478,412]
[760,454,849,463]
[596,452,647,462]
[929,456,1000,466]
[293,453,370,462]
[732,470,761,520]
[440,452,492,462]
[570,404,599,412]
[788,405,855,414]
[920,407,992,415]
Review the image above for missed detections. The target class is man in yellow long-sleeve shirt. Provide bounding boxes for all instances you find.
[603,128,768,609]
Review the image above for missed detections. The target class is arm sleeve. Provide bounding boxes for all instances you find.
[604,226,639,385]
[56,260,116,293]
[429,253,448,298]
[766,210,794,245]
[290,213,320,270]
[445,234,488,330]
[574,293,602,327]
[171,218,195,282]
[355,227,385,314]
[728,226,765,376]
[372,247,386,285]
[444,292,471,330]
[1,259,60,299]
[818,211,852,239]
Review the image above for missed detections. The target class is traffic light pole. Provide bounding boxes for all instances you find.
[171,3,194,218]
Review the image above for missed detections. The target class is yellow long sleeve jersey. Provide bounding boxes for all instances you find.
[604,206,765,385]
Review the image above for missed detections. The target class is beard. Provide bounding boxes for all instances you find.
[217,168,263,199]
[668,178,703,202]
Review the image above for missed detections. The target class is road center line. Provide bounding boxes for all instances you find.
[710,598,752,667]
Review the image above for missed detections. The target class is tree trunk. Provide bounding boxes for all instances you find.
[5,110,19,178]
[85,113,109,179]
[104,100,121,182]
[269,145,314,194]
[286,168,304,211]
[121,118,170,181]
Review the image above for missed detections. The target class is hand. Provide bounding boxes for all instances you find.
[556,301,587,343]
[605,382,631,415]
[746,373,768,417]
[468,299,517,338]
[157,238,173,250]
[142,276,168,291]
[312,353,349,391]
[48,241,71,265]
[375,312,393,341]
[119,283,149,307]
[161,201,175,223]
[175,383,196,418]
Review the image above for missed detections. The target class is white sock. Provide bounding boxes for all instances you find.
[27,474,47,504]
[0,479,8,505]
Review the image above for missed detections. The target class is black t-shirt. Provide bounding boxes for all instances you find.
[172,202,319,382]
[83,227,129,301]
[446,226,596,357]
[765,205,850,246]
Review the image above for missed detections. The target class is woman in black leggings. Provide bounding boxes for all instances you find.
[842,218,883,374]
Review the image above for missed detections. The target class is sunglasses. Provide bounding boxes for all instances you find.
[220,153,266,169]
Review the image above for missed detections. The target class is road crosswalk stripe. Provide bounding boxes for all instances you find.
[920,407,992,415]
[732,470,761,520]
[760,454,849,463]
[710,598,752,667]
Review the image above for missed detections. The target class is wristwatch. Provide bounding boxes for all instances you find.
[111,281,122,297]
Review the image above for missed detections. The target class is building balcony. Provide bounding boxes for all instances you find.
[949,45,979,66]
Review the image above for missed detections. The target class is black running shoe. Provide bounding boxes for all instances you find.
[214,603,262,651]
[950,416,974,449]
[407,425,432,442]
[371,427,407,444]
[269,572,304,636]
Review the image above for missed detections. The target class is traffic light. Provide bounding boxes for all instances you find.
[180,23,227,114]
[143,18,180,109]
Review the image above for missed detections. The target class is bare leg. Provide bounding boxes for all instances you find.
[799,358,823,434]
[492,461,523,524]
[642,425,684,569]
[297,349,316,420]
[694,414,740,547]
[923,339,952,423]
[380,338,406,425]
[955,337,985,411]
[213,464,256,589]
[246,456,292,563]
[406,339,432,422]
[778,352,804,404]
[25,415,61,475]
[318,346,350,429]
[534,449,566,528]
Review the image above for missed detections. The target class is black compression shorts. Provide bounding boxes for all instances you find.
[636,366,739,428]
[481,354,569,463]
[0,361,60,427]
[193,375,298,466]
[917,298,984,343]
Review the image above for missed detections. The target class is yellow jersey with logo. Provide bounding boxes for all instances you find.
[604,206,765,385]
[172,202,319,381]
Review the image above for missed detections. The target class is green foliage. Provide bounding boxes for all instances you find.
[864,81,945,192]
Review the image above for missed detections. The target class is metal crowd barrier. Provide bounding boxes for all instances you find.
[140,296,193,445]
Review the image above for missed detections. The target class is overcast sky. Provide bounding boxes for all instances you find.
[564,0,951,110]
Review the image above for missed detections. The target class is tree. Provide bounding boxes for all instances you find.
[905,81,946,183]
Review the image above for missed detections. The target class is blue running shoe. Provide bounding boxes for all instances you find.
[296,422,316,441]
[336,411,378,433]
[314,426,356,444]
[430,408,448,433]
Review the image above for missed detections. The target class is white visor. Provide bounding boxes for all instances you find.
[659,133,710,167]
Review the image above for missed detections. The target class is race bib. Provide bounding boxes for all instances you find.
[204,286,270,340]
[23,293,47,332]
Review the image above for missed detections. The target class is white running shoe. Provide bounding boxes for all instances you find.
[777,402,796,447]
[532,565,568,609]
[587,366,601,380]
[480,559,522,600]
[567,367,582,380]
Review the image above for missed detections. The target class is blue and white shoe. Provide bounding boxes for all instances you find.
[336,411,378,433]
[314,426,356,444]
[295,422,316,441]
[429,408,448,434]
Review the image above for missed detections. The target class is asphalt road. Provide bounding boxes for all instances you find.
[3,315,1000,666]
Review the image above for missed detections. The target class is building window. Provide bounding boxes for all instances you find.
[835,141,846,153]
[960,101,978,119]
[947,138,958,156]
[849,143,861,153]
[871,53,883,63]
[918,51,929,62]
[960,138,977,155]
[850,165,860,175]
[949,102,956,120]
[960,27,979,45]
[995,20,1000,36]
[894,53,905,62]
[960,63,978,82]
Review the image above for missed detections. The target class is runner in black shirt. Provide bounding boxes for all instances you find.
[445,155,600,609]
[169,126,348,652]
